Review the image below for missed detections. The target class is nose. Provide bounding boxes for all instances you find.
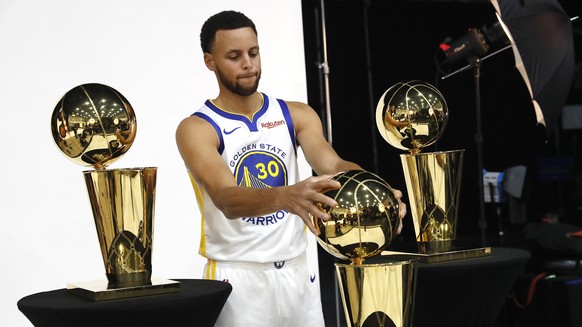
[241,54,252,70]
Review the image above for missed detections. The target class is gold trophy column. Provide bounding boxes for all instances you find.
[336,261,416,327]
[376,80,491,262]
[51,83,179,301]
[84,167,157,288]
[314,170,417,327]
[401,150,464,253]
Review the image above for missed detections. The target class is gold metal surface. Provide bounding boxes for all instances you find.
[51,83,136,169]
[336,261,416,327]
[67,277,180,302]
[382,246,491,264]
[375,80,471,255]
[50,84,167,299]
[83,167,157,288]
[401,150,464,253]
[375,80,448,153]
[315,170,400,264]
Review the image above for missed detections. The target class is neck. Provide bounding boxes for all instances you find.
[213,91,262,118]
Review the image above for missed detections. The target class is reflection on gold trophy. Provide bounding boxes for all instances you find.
[376,80,490,261]
[50,83,179,301]
[314,170,416,327]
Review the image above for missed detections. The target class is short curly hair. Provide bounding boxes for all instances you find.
[200,11,257,53]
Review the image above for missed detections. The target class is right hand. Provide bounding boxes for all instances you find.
[283,175,340,235]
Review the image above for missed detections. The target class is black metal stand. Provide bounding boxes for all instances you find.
[472,58,488,246]
[441,45,514,246]
[442,56,489,246]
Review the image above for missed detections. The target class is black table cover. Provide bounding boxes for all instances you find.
[17,279,232,327]
[369,247,531,327]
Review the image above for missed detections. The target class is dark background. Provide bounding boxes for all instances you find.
[300,0,582,325]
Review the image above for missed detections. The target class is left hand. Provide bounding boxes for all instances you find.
[393,189,406,234]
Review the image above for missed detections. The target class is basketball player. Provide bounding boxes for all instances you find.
[175,10,406,327]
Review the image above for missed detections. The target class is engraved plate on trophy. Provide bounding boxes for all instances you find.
[314,170,416,327]
[51,83,179,301]
[376,80,490,261]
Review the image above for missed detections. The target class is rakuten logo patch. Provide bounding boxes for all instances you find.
[261,120,286,129]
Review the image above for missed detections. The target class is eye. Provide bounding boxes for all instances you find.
[250,49,259,57]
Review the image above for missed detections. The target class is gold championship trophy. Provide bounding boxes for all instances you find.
[376,80,490,262]
[50,83,180,301]
[314,170,416,327]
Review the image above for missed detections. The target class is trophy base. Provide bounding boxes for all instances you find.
[381,246,491,264]
[67,277,181,301]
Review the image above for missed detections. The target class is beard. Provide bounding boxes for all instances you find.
[216,68,261,97]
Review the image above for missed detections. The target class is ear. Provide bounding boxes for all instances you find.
[204,53,215,71]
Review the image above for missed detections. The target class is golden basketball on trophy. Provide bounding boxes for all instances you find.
[314,170,416,327]
[50,83,179,301]
[51,83,136,169]
[375,80,448,154]
[376,80,489,260]
[314,170,400,265]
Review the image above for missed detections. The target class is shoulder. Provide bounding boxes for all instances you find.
[282,100,318,121]
[176,114,210,132]
[284,100,311,111]
[176,115,219,146]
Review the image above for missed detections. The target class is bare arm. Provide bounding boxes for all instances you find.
[289,101,406,232]
[175,115,340,234]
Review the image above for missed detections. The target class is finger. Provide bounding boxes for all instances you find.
[309,202,331,221]
[317,179,341,193]
[399,202,407,219]
[302,212,320,235]
[397,218,403,234]
[307,221,319,235]
[310,213,321,235]
[313,193,338,208]
[393,189,403,199]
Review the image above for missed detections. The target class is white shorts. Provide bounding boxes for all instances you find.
[203,253,325,327]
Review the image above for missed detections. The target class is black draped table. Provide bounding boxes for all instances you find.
[17,279,232,327]
[370,247,531,327]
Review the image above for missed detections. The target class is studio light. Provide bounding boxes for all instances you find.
[440,28,489,65]
[437,20,510,69]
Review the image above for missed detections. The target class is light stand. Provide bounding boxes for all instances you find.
[438,23,510,246]
[313,1,343,325]
[318,0,333,145]
[471,57,488,246]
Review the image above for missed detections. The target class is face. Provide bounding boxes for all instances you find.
[205,27,261,96]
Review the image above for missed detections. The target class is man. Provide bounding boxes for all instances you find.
[175,10,406,327]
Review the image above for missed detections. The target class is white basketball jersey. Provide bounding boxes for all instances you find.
[190,93,308,263]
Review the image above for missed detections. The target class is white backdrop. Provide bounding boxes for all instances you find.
[0,1,317,326]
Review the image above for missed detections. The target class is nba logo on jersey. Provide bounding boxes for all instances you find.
[274,261,285,269]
